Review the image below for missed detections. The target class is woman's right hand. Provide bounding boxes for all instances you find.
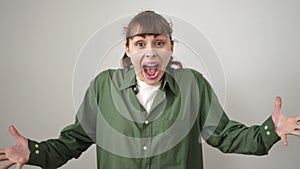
[0,125,30,169]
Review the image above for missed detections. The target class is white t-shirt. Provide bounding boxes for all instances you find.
[136,78,161,113]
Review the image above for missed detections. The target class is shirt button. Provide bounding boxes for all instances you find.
[133,86,138,93]
[145,120,149,125]
[266,131,271,135]
[143,146,148,151]
[35,144,39,148]
[35,150,40,154]
[264,125,268,130]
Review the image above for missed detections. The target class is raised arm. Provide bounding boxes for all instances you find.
[198,73,280,155]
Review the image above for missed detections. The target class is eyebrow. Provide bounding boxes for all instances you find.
[129,33,161,39]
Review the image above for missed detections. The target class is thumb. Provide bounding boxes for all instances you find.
[8,125,22,140]
[16,163,24,169]
[274,96,282,114]
[281,134,288,146]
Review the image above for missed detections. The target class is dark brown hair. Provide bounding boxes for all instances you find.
[121,11,182,69]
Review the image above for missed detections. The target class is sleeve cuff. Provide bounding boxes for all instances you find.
[260,116,281,150]
[27,139,46,168]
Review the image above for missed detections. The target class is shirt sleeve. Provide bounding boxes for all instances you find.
[26,80,99,168]
[198,74,280,155]
[27,118,94,168]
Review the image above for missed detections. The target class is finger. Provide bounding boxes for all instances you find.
[16,163,24,169]
[8,125,21,140]
[274,96,282,113]
[295,123,300,130]
[0,161,14,169]
[0,149,5,154]
[290,130,300,137]
[0,154,8,161]
[281,134,288,146]
[296,115,300,122]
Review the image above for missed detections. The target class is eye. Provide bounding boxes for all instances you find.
[135,41,145,47]
[155,40,165,47]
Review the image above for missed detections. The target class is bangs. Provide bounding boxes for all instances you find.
[125,11,172,39]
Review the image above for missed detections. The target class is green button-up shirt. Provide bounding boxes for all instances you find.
[27,68,280,169]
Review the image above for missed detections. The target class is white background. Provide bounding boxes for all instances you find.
[0,0,299,169]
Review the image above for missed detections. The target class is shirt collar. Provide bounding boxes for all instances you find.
[119,68,136,90]
[119,68,177,95]
[161,68,177,94]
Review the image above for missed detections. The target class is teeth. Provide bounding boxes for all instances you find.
[143,64,158,68]
[147,64,157,67]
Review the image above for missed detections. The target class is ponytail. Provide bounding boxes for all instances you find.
[121,53,132,69]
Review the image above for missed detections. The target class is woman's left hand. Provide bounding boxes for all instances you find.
[272,96,300,146]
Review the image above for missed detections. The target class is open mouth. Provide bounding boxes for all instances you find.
[142,62,161,80]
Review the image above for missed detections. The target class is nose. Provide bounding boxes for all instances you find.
[144,48,156,58]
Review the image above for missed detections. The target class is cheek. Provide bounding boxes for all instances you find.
[127,47,139,65]
[129,55,143,73]
[161,56,170,66]
[155,49,172,66]
[130,57,140,66]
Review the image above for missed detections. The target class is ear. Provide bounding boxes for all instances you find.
[125,46,130,57]
[170,40,174,53]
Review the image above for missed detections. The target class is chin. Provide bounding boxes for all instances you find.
[142,73,164,85]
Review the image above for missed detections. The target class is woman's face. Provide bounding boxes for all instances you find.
[126,34,173,85]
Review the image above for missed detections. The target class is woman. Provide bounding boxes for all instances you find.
[0,10,299,169]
